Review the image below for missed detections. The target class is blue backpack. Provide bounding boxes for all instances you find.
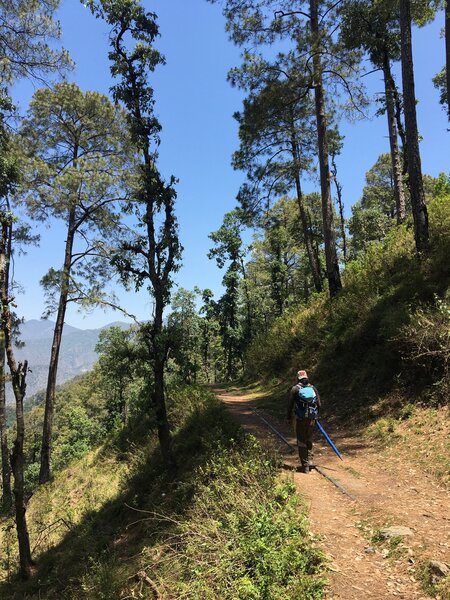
[295,385,318,419]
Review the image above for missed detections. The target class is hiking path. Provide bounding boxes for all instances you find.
[215,387,450,600]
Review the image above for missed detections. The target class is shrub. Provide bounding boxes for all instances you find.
[147,438,325,599]
[394,294,450,401]
[244,194,450,417]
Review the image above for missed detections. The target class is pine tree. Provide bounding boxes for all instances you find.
[86,0,181,466]
[0,0,70,573]
[232,67,323,292]
[0,0,70,83]
[209,0,366,295]
[340,0,407,224]
[208,211,247,380]
[20,82,132,483]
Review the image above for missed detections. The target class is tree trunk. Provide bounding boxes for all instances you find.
[0,214,33,579]
[391,81,409,183]
[153,354,173,466]
[239,257,253,339]
[39,207,76,484]
[330,152,347,262]
[446,0,450,120]
[399,0,429,251]
[152,295,174,467]
[0,222,11,507]
[290,130,323,291]
[272,241,284,316]
[309,210,323,281]
[9,360,34,580]
[0,335,11,508]
[382,53,406,224]
[309,0,342,296]
[228,264,240,379]
[226,343,234,380]
[120,383,128,423]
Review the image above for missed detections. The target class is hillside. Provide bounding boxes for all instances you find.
[1,1,448,598]
[7,320,130,403]
[0,386,326,599]
[244,194,449,430]
[1,196,448,598]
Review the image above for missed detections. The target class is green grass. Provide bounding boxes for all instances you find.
[417,560,450,600]
[244,194,450,419]
[238,194,450,487]
[370,530,408,560]
[0,386,326,599]
[366,418,399,443]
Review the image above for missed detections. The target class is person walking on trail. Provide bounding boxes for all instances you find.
[287,370,321,473]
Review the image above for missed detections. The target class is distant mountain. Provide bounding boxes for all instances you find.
[17,319,80,341]
[6,320,130,404]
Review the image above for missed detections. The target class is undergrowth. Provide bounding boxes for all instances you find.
[244,193,450,419]
[0,386,325,599]
[240,194,449,489]
[126,440,325,600]
[417,560,450,600]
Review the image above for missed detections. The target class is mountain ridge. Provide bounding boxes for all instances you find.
[6,319,130,403]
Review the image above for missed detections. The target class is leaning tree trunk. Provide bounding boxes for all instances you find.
[39,207,76,484]
[309,0,342,296]
[382,52,406,224]
[399,0,429,251]
[290,128,323,291]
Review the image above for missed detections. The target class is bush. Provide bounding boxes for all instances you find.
[147,438,325,599]
[52,405,104,471]
[394,294,450,401]
[244,194,450,418]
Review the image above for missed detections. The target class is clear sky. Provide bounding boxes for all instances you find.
[11,0,449,330]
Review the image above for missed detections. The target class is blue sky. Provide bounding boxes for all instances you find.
[11,1,449,330]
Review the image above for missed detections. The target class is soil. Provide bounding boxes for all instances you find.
[215,387,450,600]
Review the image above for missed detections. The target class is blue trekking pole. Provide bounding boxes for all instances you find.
[316,420,343,460]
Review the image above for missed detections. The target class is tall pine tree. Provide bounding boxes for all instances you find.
[86,0,181,466]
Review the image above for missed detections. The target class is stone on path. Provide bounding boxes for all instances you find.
[380,526,414,539]
[427,560,450,580]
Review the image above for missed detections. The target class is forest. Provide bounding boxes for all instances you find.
[0,0,449,598]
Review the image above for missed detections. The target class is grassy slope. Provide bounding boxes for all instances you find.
[244,194,450,485]
[1,196,448,598]
[0,387,325,599]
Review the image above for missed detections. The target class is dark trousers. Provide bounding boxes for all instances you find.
[296,417,315,467]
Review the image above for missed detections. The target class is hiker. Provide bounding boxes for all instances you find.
[286,370,321,473]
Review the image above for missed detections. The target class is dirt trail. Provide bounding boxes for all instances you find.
[216,388,450,600]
